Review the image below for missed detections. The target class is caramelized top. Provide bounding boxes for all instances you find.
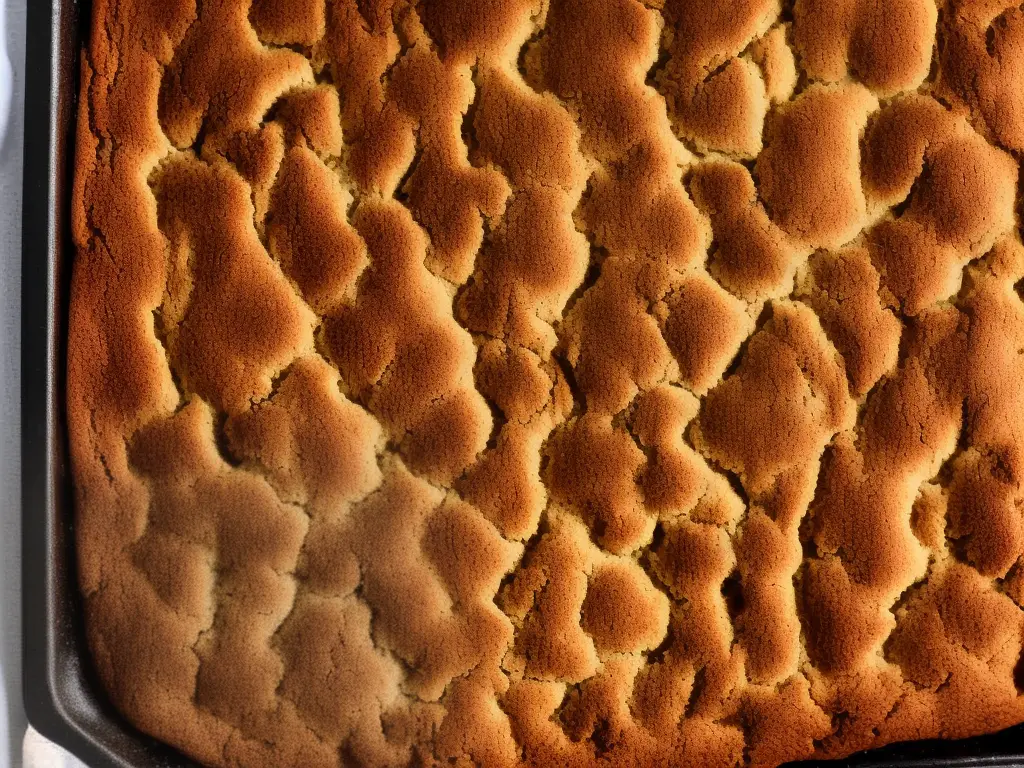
[71,0,1024,766]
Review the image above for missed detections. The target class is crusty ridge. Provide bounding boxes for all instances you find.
[69,0,1024,766]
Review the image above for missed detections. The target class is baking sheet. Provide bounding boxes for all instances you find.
[18,0,1024,765]
[21,0,197,765]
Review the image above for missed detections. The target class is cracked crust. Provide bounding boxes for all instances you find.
[70,0,1024,766]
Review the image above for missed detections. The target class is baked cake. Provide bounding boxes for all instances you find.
[69,0,1024,765]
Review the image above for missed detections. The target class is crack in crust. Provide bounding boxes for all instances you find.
[70,0,1024,766]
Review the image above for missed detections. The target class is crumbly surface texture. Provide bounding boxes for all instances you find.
[69,0,1024,766]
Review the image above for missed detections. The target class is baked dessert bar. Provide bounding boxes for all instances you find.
[70,0,1024,765]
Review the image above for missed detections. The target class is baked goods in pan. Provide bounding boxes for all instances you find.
[70,0,1024,765]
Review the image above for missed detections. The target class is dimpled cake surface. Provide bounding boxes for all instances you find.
[68,0,1024,765]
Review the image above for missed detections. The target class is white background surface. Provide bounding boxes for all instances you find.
[0,0,85,765]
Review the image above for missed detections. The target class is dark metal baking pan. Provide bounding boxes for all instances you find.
[18,0,1024,765]
[20,0,197,764]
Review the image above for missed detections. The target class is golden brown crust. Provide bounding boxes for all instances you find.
[70,0,1024,766]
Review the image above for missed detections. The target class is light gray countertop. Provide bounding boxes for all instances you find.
[1,0,26,762]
